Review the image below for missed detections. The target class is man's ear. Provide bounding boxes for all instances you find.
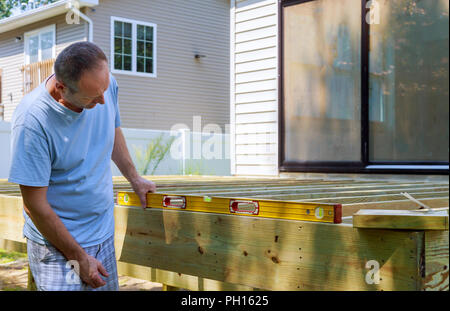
[55,80,66,92]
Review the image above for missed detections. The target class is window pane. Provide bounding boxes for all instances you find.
[41,48,52,61]
[137,40,145,56]
[145,42,152,58]
[123,39,132,55]
[369,0,449,162]
[28,35,39,63]
[114,38,122,53]
[40,31,53,50]
[145,26,153,41]
[123,22,132,38]
[114,54,122,70]
[283,0,361,162]
[114,21,122,37]
[137,57,145,72]
[124,55,132,71]
[137,25,145,40]
[145,58,153,73]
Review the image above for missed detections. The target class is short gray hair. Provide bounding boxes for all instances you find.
[54,41,107,93]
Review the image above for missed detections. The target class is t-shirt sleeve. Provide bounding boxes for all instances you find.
[8,125,51,187]
[111,75,121,128]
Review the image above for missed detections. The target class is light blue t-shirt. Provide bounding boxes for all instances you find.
[8,73,121,247]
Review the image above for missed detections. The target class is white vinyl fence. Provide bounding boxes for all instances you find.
[0,121,230,179]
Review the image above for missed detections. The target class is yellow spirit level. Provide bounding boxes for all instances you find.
[117,191,342,223]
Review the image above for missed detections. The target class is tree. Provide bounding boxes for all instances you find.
[0,0,58,19]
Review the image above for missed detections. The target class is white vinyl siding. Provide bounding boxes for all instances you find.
[231,0,278,176]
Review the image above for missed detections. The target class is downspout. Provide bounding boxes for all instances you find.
[67,1,93,42]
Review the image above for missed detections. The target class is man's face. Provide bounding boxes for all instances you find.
[62,60,110,110]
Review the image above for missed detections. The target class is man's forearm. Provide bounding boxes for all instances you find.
[111,127,156,208]
[21,187,85,261]
[112,127,139,182]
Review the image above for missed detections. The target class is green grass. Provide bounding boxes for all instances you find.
[0,248,27,264]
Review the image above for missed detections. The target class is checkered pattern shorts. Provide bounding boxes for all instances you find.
[27,235,119,291]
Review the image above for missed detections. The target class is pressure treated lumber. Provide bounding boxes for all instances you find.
[422,231,449,291]
[114,205,423,291]
[353,209,449,230]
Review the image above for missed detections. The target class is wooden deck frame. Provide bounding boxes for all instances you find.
[0,176,448,291]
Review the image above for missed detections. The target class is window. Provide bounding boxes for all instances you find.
[282,0,361,164]
[368,0,449,163]
[24,25,55,64]
[280,0,449,173]
[111,17,157,77]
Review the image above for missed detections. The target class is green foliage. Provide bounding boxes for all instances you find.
[0,248,26,264]
[181,160,215,176]
[0,0,58,19]
[132,134,175,176]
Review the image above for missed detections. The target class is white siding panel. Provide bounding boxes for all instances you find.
[235,36,276,53]
[236,132,277,144]
[235,90,277,104]
[235,154,277,165]
[235,111,277,123]
[235,46,276,63]
[235,164,278,175]
[235,3,276,23]
[235,79,276,94]
[235,57,276,73]
[231,0,278,176]
[235,26,277,43]
[236,0,277,13]
[235,101,276,114]
[235,143,277,155]
[235,122,277,134]
[235,68,277,83]
[235,15,276,33]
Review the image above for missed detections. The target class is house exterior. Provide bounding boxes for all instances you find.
[230,0,449,176]
[0,0,230,131]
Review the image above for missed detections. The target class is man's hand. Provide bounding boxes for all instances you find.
[130,176,156,209]
[78,253,109,288]
[112,127,157,209]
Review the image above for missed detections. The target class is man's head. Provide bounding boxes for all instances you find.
[54,41,110,110]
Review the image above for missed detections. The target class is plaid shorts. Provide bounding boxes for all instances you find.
[27,235,119,291]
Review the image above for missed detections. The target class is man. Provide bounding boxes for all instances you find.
[8,41,155,290]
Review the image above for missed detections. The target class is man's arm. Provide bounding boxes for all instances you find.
[20,185,108,288]
[112,127,156,208]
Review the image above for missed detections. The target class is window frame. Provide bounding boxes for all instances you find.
[110,16,157,78]
[278,0,449,175]
[23,24,56,65]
